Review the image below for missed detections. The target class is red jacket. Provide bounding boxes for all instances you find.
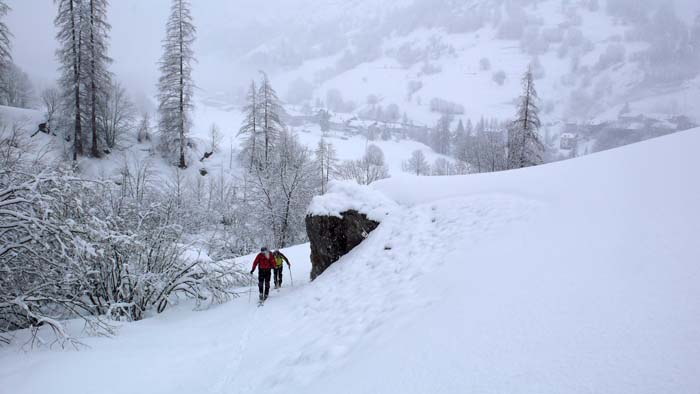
[252,252,276,271]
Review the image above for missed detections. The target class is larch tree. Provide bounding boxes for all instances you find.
[257,72,284,168]
[507,66,544,169]
[157,0,196,169]
[315,138,337,194]
[0,1,11,90]
[55,0,85,161]
[82,0,112,157]
[238,80,261,170]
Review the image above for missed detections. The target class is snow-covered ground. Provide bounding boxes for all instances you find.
[2,129,699,394]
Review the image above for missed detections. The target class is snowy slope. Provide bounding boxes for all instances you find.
[239,0,700,132]
[1,130,699,394]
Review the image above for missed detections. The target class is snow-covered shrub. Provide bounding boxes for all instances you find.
[0,162,241,346]
[479,58,492,71]
[402,150,430,176]
[492,70,507,86]
[337,145,389,185]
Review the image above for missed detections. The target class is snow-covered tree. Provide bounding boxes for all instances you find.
[208,123,222,152]
[402,149,430,175]
[41,87,60,129]
[337,144,389,185]
[318,109,331,134]
[238,80,262,170]
[82,0,112,157]
[0,1,11,83]
[315,138,337,194]
[507,67,544,169]
[55,0,85,160]
[0,63,33,108]
[136,112,152,143]
[430,113,452,155]
[432,158,456,176]
[157,0,196,168]
[245,131,316,248]
[257,72,284,167]
[97,81,134,149]
[273,131,316,247]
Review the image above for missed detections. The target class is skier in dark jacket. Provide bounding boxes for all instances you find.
[272,250,291,289]
[251,247,276,301]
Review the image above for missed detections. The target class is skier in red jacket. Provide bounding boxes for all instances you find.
[250,247,276,301]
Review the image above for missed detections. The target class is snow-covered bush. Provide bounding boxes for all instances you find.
[492,70,507,86]
[337,145,389,185]
[0,161,241,346]
[479,57,491,71]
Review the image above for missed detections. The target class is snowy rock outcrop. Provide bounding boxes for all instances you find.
[306,181,395,280]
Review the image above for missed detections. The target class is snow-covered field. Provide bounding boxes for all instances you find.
[2,129,698,393]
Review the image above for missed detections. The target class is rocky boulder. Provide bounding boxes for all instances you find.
[305,210,380,280]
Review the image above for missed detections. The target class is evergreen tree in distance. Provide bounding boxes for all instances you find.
[157,0,196,169]
[507,66,544,169]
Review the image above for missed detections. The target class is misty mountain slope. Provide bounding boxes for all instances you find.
[2,130,698,394]
[249,0,700,131]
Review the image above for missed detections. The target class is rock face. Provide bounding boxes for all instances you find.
[305,210,380,280]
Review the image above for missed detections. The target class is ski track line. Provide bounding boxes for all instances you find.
[212,194,540,393]
[210,295,261,394]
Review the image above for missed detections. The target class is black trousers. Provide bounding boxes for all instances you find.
[258,268,271,298]
[273,266,283,287]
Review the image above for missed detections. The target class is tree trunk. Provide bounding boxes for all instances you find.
[70,0,83,161]
[178,0,186,169]
[89,0,100,158]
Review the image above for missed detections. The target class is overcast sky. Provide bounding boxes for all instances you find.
[5,0,279,105]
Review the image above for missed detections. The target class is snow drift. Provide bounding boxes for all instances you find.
[1,130,699,394]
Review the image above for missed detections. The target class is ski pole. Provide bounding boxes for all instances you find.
[248,272,253,304]
[288,265,294,287]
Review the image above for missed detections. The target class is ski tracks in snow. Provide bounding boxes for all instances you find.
[211,193,540,393]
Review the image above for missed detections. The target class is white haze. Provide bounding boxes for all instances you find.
[6,0,698,99]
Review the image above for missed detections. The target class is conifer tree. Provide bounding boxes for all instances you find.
[507,66,544,169]
[0,1,11,79]
[157,0,196,168]
[82,0,112,157]
[238,80,262,170]
[257,72,284,168]
[56,0,88,161]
